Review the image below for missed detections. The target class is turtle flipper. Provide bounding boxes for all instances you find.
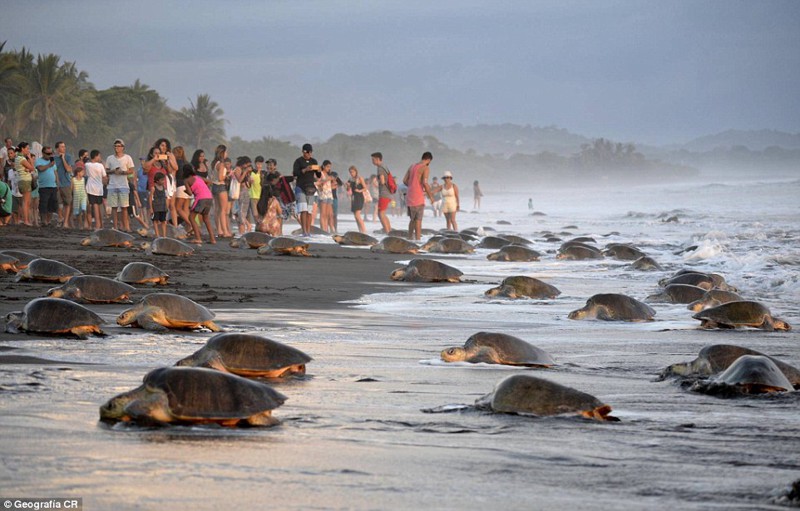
[138,316,170,332]
[204,321,223,332]
[246,411,280,427]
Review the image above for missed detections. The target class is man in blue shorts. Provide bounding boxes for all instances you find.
[292,143,320,236]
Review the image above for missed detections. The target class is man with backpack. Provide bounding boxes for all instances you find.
[371,152,395,234]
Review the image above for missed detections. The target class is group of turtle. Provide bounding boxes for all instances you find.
[100,332,313,427]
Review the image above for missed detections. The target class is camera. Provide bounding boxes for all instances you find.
[49,156,55,162]
[157,154,168,161]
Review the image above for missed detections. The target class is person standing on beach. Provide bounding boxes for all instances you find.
[293,143,320,236]
[14,142,36,226]
[183,164,216,245]
[430,176,443,218]
[346,165,368,234]
[53,142,73,228]
[473,180,483,210]
[441,170,460,231]
[105,139,135,232]
[35,146,59,227]
[371,152,393,234]
[0,137,13,173]
[402,151,435,241]
[85,150,107,230]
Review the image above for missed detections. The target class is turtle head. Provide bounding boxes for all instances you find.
[4,311,24,334]
[771,317,792,332]
[229,239,242,249]
[46,285,66,299]
[116,307,138,326]
[99,387,143,423]
[332,235,344,244]
[136,227,150,238]
[139,242,151,251]
[441,347,467,363]
[687,299,707,313]
[567,308,588,320]
[80,237,92,246]
[390,268,406,281]
[484,286,501,297]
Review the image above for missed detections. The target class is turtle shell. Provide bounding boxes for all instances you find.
[557,244,603,260]
[462,332,555,366]
[486,276,561,299]
[17,258,83,282]
[661,272,714,290]
[241,232,273,249]
[337,231,378,246]
[139,293,215,323]
[268,237,308,251]
[665,344,800,386]
[178,333,312,374]
[49,275,135,303]
[371,237,419,254]
[144,367,287,420]
[487,245,541,261]
[646,284,707,304]
[0,250,39,269]
[476,374,613,420]
[569,293,655,321]
[428,238,474,254]
[395,259,463,282]
[116,262,169,284]
[714,355,793,392]
[477,236,512,249]
[602,243,646,260]
[499,235,532,246]
[692,301,783,329]
[0,253,19,273]
[151,237,194,256]
[629,256,663,271]
[687,289,743,312]
[17,297,104,333]
[87,228,135,247]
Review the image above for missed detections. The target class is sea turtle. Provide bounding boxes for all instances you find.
[687,289,744,312]
[390,259,463,283]
[476,236,513,250]
[645,284,707,304]
[47,275,136,304]
[332,231,378,247]
[99,366,287,427]
[659,272,715,291]
[176,333,312,378]
[16,258,83,283]
[0,253,20,273]
[116,262,170,285]
[137,224,189,240]
[371,237,420,254]
[692,301,791,331]
[658,344,800,387]
[629,256,663,271]
[690,355,794,395]
[257,237,311,256]
[565,236,596,244]
[237,231,274,249]
[458,232,480,242]
[484,276,561,299]
[474,374,617,421]
[143,237,195,257]
[5,297,105,338]
[426,238,475,254]
[117,293,221,332]
[440,332,555,367]
[80,228,136,248]
[556,244,603,260]
[385,229,411,238]
[499,235,533,246]
[487,245,541,262]
[420,236,447,251]
[568,293,656,322]
[291,226,328,236]
[0,250,39,270]
[602,243,646,261]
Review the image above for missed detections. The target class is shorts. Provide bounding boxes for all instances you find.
[238,195,254,221]
[38,187,58,214]
[88,194,104,206]
[212,183,227,195]
[58,186,72,206]
[152,211,167,222]
[295,187,317,213]
[175,185,190,199]
[192,198,213,215]
[18,180,32,194]
[407,205,424,223]
[319,198,333,205]
[107,188,130,208]
[378,197,391,212]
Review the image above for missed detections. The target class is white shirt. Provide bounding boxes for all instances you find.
[85,161,107,196]
[105,154,134,190]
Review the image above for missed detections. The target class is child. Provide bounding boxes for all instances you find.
[256,173,283,236]
[149,172,168,238]
[84,150,107,230]
[71,166,88,229]
[182,164,216,244]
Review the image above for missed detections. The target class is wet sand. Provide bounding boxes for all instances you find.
[1,224,799,510]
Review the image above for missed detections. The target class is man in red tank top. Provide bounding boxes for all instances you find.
[402,151,434,240]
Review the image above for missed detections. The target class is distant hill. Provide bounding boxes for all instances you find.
[401,123,591,157]
[678,129,800,152]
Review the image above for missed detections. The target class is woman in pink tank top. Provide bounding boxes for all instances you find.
[183,164,216,244]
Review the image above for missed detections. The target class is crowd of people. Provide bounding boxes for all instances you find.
[0,136,481,240]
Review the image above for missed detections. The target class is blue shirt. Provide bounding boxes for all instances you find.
[35,158,58,188]
[54,153,74,187]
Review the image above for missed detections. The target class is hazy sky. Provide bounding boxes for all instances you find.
[5,0,800,145]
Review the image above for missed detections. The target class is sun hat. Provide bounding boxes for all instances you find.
[443,170,453,178]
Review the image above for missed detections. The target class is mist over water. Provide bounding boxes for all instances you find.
[1,171,799,509]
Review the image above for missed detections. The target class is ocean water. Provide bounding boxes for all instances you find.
[1,174,799,510]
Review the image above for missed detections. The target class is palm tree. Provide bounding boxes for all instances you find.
[14,52,88,143]
[0,42,23,134]
[175,94,226,151]
[124,80,175,156]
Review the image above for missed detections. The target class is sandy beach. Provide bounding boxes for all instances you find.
[1,199,799,511]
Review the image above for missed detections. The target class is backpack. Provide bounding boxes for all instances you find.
[386,170,398,194]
